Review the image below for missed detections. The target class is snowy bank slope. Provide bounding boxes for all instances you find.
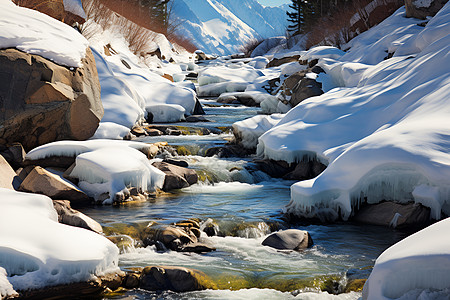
[171,0,287,55]
[0,188,119,290]
[257,5,450,221]
[363,217,450,299]
[0,1,88,67]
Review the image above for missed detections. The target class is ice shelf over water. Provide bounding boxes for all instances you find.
[0,189,119,290]
[254,5,450,221]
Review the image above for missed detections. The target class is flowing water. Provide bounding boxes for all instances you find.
[82,100,410,299]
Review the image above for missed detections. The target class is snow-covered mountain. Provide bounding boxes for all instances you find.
[171,0,288,55]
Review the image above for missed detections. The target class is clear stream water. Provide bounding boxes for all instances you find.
[82,100,411,299]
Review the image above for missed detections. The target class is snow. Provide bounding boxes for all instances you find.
[0,267,16,299]
[172,0,287,55]
[363,218,450,299]
[413,0,433,8]
[63,0,86,19]
[0,1,89,67]
[26,140,159,160]
[146,104,186,123]
[0,188,119,290]
[233,114,284,149]
[254,3,450,221]
[91,122,131,140]
[69,147,165,204]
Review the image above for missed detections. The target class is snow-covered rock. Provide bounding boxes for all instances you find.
[0,188,119,291]
[363,217,450,299]
[256,4,450,221]
[233,114,284,149]
[0,1,88,67]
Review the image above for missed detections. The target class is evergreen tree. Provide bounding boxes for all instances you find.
[286,0,304,36]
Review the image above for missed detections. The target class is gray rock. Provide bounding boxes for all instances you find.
[405,0,447,19]
[53,200,102,234]
[180,242,216,253]
[152,161,198,191]
[0,143,26,170]
[262,229,313,250]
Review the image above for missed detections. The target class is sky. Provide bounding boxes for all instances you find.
[257,0,290,7]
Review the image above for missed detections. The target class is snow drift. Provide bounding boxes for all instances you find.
[255,5,450,221]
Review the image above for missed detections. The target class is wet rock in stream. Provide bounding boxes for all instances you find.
[262,229,313,251]
[152,161,198,191]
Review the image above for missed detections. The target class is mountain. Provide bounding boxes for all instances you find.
[171,0,288,55]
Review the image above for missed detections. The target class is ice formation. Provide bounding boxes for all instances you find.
[70,147,165,204]
[0,188,119,290]
[363,217,450,299]
[0,1,89,67]
[254,4,450,221]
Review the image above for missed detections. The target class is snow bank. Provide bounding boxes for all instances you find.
[91,122,131,140]
[363,218,450,299]
[70,147,165,204]
[0,267,16,299]
[257,3,450,221]
[0,188,119,290]
[146,104,186,123]
[233,114,284,149]
[0,1,88,67]
[198,65,263,86]
[26,140,158,160]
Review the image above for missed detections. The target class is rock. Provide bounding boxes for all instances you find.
[0,48,103,151]
[352,202,431,228]
[0,155,22,190]
[405,0,447,19]
[180,242,216,253]
[17,272,124,299]
[131,125,147,137]
[162,73,174,82]
[162,158,189,168]
[16,0,85,26]
[24,155,77,169]
[146,128,163,136]
[218,94,259,107]
[266,55,300,68]
[262,229,313,251]
[255,159,295,178]
[205,145,254,158]
[185,115,210,122]
[19,166,90,204]
[152,162,198,191]
[0,143,26,170]
[144,226,196,251]
[289,77,323,107]
[140,266,215,292]
[283,160,327,181]
[123,272,141,289]
[53,200,102,234]
[193,98,206,115]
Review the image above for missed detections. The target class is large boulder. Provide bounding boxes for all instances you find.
[53,200,103,234]
[266,55,300,68]
[262,229,313,251]
[405,0,447,19]
[16,0,86,26]
[352,202,431,228]
[140,266,215,292]
[0,155,21,190]
[19,166,90,204]
[0,48,103,151]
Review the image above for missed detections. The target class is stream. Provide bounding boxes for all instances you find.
[82,100,410,299]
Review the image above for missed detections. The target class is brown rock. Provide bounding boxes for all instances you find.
[180,242,216,253]
[131,125,147,137]
[162,74,174,82]
[140,266,215,292]
[123,272,141,289]
[0,142,26,170]
[352,202,431,228]
[0,155,21,190]
[266,55,300,68]
[53,200,102,233]
[19,166,90,204]
[0,48,103,151]
[152,161,198,191]
[405,0,447,19]
[283,160,327,181]
[262,229,313,251]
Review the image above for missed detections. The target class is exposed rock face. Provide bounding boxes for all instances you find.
[352,202,431,228]
[0,143,26,170]
[0,155,21,190]
[262,229,313,251]
[152,161,198,191]
[140,266,215,292]
[266,55,300,68]
[405,0,447,19]
[0,48,103,151]
[53,200,103,234]
[19,166,90,204]
[255,159,326,180]
[16,0,86,26]
[280,69,324,108]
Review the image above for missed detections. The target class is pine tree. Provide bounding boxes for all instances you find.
[286,0,304,36]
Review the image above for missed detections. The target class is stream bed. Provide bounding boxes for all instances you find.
[82,100,410,299]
